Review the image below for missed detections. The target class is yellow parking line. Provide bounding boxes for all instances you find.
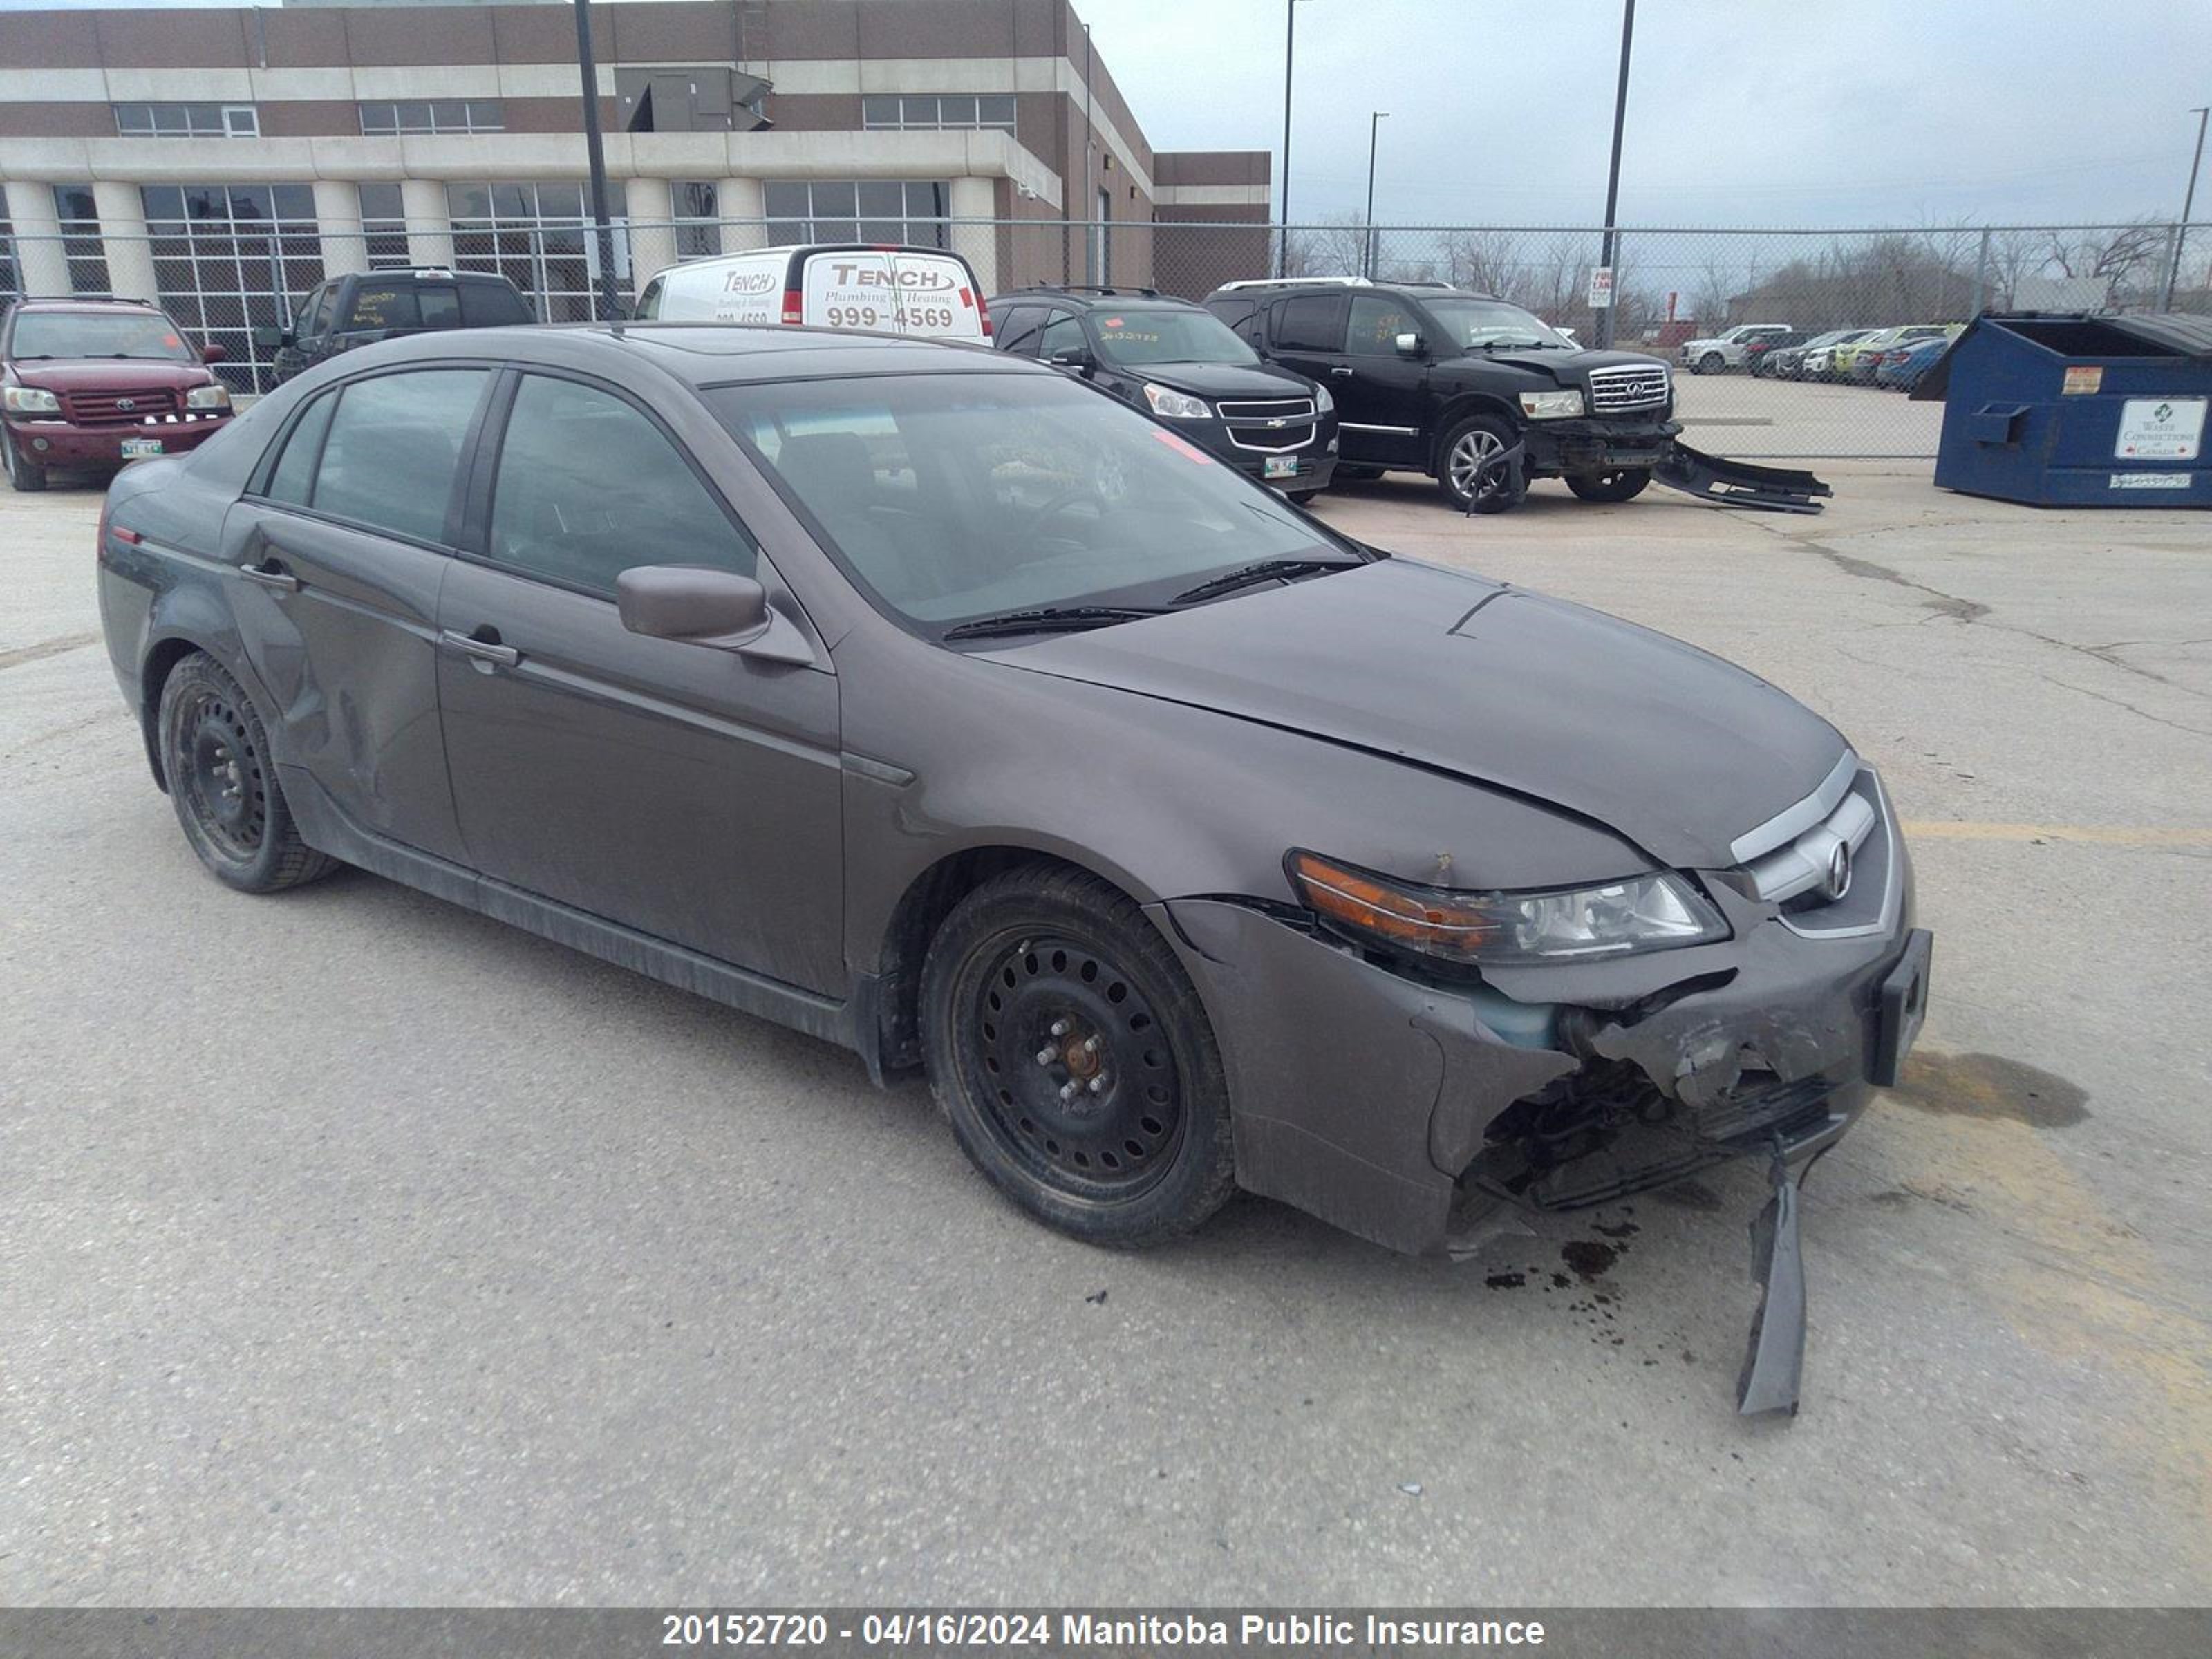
[1902,821,2212,846]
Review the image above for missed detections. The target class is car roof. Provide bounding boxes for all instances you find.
[341,267,518,285]
[1206,280,1504,303]
[987,287,1194,310]
[351,320,1046,387]
[6,296,167,314]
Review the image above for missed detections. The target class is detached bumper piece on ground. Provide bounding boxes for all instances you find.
[1653,442,1833,514]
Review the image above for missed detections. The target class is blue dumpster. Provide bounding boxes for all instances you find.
[1914,312,2212,507]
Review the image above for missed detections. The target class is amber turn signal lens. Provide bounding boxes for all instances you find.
[1284,850,1497,960]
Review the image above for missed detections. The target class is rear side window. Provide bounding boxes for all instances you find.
[1273,294,1347,353]
[263,391,335,505]
[487,373,754,597]
[310,369,489,542]
[460,283,532,326]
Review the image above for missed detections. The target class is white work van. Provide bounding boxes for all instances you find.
[634,244,991,342]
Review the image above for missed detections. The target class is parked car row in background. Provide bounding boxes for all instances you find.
[1736,322,1965,383]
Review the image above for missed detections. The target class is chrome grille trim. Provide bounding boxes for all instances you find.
[1743,787,1877,904]
[1729,749,1859,863]
[1217,397,1316,422]
[1777,769,1904,940]
[1586,363,1670,412]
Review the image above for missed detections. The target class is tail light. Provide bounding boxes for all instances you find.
[978,294,993,339]
[781,289,804,326]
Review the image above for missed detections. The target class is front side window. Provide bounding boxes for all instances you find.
[311,369,488,543]
[1091,307,1259,366]
[1271,293,1347,353]
[710,372,1349,629]
[1347,295,1417,356]
[1037,312,1087,361]
[488,375,753,597]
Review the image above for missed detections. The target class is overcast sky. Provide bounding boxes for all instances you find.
[6,0,2206,229]
[1076,0,2211,229]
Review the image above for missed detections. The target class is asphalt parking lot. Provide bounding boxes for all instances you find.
[3,461,2209,1606]
[1671,371,1943,457]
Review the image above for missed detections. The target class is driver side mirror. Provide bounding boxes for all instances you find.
[616,565,814,665]
[252,325,290,350]
[1394,332,1425,358]
[1048,348,1095,373]
[199,341,227,364]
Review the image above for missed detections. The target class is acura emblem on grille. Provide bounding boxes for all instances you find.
[1823,840,1853,901]
[115,398,136,411]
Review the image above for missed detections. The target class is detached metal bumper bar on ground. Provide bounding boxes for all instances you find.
[1653,442,1834,514]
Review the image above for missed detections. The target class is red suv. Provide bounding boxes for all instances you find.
[2,297,234,492]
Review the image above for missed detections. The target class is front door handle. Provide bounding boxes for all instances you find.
[238,560,299,592]
[1329,364,1356,377]
[440,628,521,669]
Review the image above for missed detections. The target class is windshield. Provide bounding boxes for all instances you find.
[1089,308,1259,366]
[1803,330,1853,348]
[10,311,194,362]
[711,372,1350,631]
[1420,297,1573,351]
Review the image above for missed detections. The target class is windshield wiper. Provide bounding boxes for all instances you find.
[941,604,1164,641]
[1170,557,1362,606]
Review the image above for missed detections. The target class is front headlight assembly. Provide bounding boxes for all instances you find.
[1286,850,1727,966]
[1517,388,1586,420]
[3,385,62,415]
[1313,384,1334,413]
[1143,383,1211,420]
[184,384,232,410]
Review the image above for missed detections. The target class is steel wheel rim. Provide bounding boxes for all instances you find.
[174,688,266,861]
[966,930,1185,1199]
[1448,429,1506,499]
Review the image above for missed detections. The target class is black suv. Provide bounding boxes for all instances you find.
[989,285,1337,500]
[254,268,534,386]
[1203,279,1678,512]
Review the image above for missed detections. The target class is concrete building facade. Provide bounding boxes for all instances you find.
[0,0,1272,388]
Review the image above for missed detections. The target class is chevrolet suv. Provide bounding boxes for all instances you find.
[991,285,1338,500]
[1204,279,1676,513]
[2,297,234,492]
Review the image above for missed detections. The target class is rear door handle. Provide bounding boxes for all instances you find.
[440,628,521,668]
[238,561,299,592]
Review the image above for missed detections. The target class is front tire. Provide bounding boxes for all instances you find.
[1438,414,1525,514]
[1566,467,1651,503]
[156,651,336,893]
[1696,350,1725,375]
[5,431,48,492]
[920,864,1237,1248]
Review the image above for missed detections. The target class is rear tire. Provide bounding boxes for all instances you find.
[1566,467,1651,503]
[920,863,1237,1248]
[5,432,48,492]
[1438,414,1525,514]
[156,650,337,894]
[1333,464,1385,482]
[1288,488,1322,505]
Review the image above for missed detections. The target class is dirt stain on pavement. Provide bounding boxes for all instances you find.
[1886,1051,2090,1129]
[1560,1240,1620,1280]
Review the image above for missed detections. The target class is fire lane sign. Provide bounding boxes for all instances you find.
[1586,267,1614,309]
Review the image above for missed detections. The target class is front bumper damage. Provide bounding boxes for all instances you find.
[1152,857,1928,1417]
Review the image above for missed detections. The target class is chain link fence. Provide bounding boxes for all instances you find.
[5,214,2205,456]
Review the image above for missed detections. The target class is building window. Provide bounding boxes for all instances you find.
[861,95,1015,134]
[447,180,631,324]
[50,186,109,297]
[359,100,504,136]
[763,180,950,250]
[140,183,321,394]
[673,181,721,259]
[115,103,259,138]
[357,181,411,268]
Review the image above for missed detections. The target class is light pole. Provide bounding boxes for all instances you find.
[1364,111,1389,279]
[1595,0,1635,348]
[572,0,619,322]
[2162,106,2209,310]
[1278,0,1315,276]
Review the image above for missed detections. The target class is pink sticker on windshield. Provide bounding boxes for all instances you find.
[1151,429,1214,464]
[1104,317,1124,328]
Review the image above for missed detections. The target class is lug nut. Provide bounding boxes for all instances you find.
[1059,1081,1081,1103]
[1088,1075,1108,1094]
[1082,1035,1100,1055]
[1035,1047,1057,1067]
[1051,1019,1071,1037]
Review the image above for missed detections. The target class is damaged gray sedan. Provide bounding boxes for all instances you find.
[98,324,1930,1414]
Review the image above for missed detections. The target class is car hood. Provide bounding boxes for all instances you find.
[1447,346,1668,386]
[987,559,1845,869]
[1125,360,1318,400]
[8,359,215,391]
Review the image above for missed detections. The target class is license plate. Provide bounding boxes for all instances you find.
[1264,455,1298,480]
[121,438,165,459]
[1871,928,1933,1087]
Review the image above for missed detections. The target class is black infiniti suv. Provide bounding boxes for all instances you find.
[989,286,1338,500]
[1203,279,1677,513]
